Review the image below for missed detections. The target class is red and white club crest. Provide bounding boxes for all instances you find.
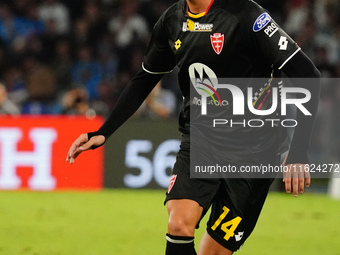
[210,33,224,55]
[167,174,177,194]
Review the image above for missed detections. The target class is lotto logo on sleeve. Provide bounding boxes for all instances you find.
[253,13,272,32]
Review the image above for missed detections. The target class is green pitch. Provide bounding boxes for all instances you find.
[0,190,339,255]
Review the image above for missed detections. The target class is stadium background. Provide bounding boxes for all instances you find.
[0,0,340,191]
[0,0,340,254]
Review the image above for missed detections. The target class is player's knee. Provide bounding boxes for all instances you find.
[166,200,202,236]
[167,216,196,236]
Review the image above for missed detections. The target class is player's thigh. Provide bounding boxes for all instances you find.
[206,178,274,252]
[165,139,220,235]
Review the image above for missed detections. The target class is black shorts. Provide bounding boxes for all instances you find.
[165,138,277,252]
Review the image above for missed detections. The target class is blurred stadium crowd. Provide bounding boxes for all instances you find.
[0,0,339,117]
[0,0,180,117]
[0,0,339,158]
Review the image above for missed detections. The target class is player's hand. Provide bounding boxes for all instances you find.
[66,133,105,164]
[282,153,311,197]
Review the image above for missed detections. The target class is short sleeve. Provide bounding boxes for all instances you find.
[142,15,176,74]
[246,10,301,70]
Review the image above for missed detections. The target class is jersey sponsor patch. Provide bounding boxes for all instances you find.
[264,22,278,37]
[182,19,213,32]
[167,174,177,194]
[210,33,224,55]
[253,12,272,32]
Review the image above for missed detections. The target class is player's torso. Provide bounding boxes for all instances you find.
[161,0,287,158]
[162,0,274,98]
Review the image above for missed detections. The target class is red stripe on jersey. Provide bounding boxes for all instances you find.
[205,0,215,14]
[257,89,272,110]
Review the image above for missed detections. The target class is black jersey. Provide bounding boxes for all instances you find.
[142,0,301,160]
[143,0,299,82]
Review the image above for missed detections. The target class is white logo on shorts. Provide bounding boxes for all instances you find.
[235,231,244,241]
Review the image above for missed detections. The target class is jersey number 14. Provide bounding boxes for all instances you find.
[211,206,242,241]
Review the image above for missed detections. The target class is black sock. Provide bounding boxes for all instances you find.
[165,234,196,255]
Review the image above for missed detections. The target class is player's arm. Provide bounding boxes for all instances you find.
[66,12,175,164]
[280,51,321,196]
[66,70,164,164]
[245,7,321,196]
